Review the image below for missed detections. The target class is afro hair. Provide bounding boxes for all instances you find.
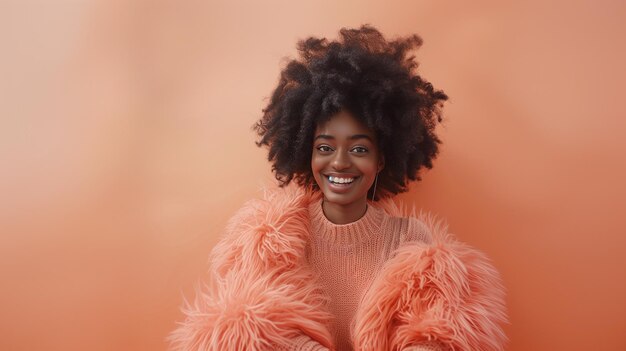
[253,24,448,200]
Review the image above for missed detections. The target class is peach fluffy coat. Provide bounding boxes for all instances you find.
[168,185,509,350]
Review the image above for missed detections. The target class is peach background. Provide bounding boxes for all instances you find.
[1,0,625,350]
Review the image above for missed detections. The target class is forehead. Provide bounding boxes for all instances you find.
[314,110,374,137]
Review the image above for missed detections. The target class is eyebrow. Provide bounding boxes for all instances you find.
[314,134,373,142]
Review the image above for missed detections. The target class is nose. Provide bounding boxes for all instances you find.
[331,149,351,170]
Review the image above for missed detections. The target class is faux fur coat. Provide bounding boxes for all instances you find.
[168,185,509,350]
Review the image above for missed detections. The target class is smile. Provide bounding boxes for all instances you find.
[327,175,356,184]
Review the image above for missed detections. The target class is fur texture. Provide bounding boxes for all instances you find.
[168,185,509,350]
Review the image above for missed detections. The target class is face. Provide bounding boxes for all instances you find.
[311,109,384,208]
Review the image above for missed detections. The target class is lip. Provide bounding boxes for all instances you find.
[323,173,360,193]
[324,172,360,178]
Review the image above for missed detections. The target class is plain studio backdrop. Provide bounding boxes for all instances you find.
[1,0,625,350]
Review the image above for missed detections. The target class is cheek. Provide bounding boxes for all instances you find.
[310,156,323,182]
[310,155,320,173]
[357,157,379,174]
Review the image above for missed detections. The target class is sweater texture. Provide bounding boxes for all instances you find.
[306,196,432,350]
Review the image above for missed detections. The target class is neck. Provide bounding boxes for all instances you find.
[321,197,368,224]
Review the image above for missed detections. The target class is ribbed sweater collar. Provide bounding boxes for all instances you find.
[308,196,385,246]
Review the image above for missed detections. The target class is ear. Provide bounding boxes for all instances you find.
[378,155,385,172]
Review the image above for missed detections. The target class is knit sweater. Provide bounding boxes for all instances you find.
[281,196,447,351]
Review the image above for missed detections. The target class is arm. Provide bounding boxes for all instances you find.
[168,197,335,350]
[353,215,509,351]
[168,267,334,350]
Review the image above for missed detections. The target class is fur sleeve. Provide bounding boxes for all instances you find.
[168,187,335,350]
[167,268,334,350]
[352,215,509,351]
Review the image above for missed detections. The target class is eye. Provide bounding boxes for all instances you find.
[351,146,368,153]
[316,145,333,153]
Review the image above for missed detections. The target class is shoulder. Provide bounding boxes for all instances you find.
[209,184,318,277]
[383,215,433,246]
[372,197,441,247]
[220,184,318,239]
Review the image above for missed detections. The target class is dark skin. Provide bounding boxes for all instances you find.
[311,110,385,224]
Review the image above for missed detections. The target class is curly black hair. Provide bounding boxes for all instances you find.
[253,24,448,200]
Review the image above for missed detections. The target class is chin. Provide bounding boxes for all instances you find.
[321,190,366,206]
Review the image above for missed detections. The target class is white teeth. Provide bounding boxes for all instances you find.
[328,176,355,184]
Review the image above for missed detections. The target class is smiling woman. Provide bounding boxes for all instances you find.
[169,24,509,351]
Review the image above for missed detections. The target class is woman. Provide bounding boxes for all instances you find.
[169,25,509,351]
